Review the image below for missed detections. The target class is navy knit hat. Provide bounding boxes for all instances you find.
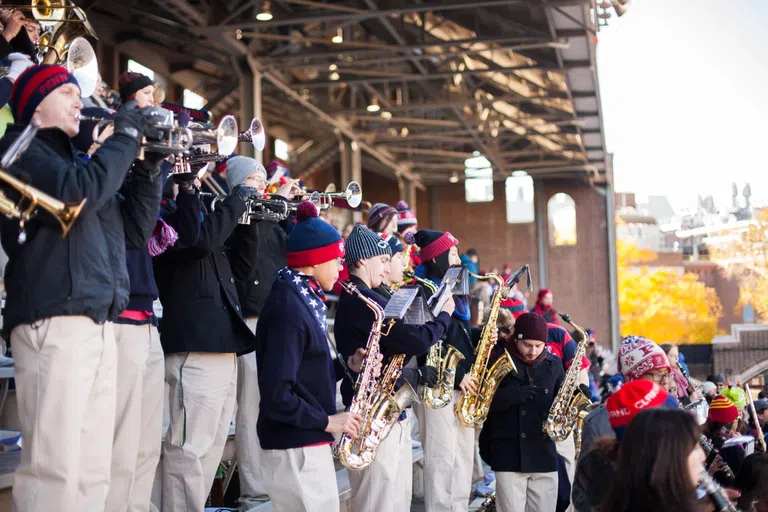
[345,224,391,267]
[119,71,154,102]
[287,201,344,267]
[513,312,548,343]
[407,229,459,261]
[367,203,397,230]
[10,64,80,125]
[396,200,417,232]
[379,233,404,255]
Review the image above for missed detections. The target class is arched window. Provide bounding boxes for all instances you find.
[505,173,534,223]
[548,193,577,246]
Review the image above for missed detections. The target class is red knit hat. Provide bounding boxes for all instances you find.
[286,202,344,267]
[606,380,677,439]
[10,65,80,125]
[501,297,526,319]
[707,394,739,424]
[407,229,459,261]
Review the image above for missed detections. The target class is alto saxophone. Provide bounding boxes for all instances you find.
[455,273,518,427]
[409,269,467,409]
[544,313,592,442]
[333,281,418,470]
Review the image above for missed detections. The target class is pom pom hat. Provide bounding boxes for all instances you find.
[396,200,418,231]
[409,229,459,262]
[606,379,678,440]
[286,201,344,267]
[367,203,397,229]
[707,394,739,424]
[618,335,670,381]
[10,64,80,125]
[379,233,404,255]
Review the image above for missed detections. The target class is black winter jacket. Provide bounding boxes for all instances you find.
[334,275,451,407]
[479,350,564,473]
[0,125,156,335]
[153,192,255,355]
[228,216,290,318]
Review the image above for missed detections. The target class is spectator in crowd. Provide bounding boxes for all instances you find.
[531,288,558,324]
[366,203,398,235]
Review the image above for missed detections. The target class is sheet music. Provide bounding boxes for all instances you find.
[384,287,420,320]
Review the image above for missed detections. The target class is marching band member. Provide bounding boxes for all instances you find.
[480,312,565,512]
[408,228,479,512]
[0,64,157,511]
[224,156,298,508]
[118,71,156,110]
[69,106,174,512]
[255,202,376,512]
[395,200,418,237]
[334,225,454,512]
[367,202,398,235]
[152,162,259,510]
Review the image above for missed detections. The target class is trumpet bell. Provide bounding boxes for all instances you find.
[32,0,66,27]
[67,37,98,98]
[216,115,238,156]
[345,181,362,208]
[247,118,266,152]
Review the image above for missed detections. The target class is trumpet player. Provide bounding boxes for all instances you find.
[255,201,376,512]
[223,155,299,508]
[406,228,479,512]
[479,312,565,512]
[334,225,454,512]
[118,71,156,109]
[0,64,160,511]
[152,157,260,511]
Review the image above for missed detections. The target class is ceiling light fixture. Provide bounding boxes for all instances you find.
[380,111,392,120]
[366,97,380,113]
[449,173,460,183]
[329,71,340,81]
[256,0,273,21]
[332,27,344,44]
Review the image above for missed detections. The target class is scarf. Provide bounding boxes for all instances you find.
[148,217,179,256]
[508,339,548,367]
[276,267,328,334]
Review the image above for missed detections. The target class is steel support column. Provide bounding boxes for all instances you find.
[340,138,363,225]
[239,71,255,158]
[534,181,548,290]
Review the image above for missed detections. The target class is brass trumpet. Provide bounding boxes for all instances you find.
[239,118,266,152]
[293,181,362,211]
[5,0,90,27]
[0,124,85,242]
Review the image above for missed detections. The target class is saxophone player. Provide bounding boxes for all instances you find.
[334,225,455,512]
[479,313,565,512]
[255,202,377,512]
[407,228,479,512]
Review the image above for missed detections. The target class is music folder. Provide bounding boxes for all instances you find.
[384,286,434,324]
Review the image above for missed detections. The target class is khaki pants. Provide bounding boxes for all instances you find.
[12,317,117,512]
[472,427,485,484]
[349,411,413,512]
[162,352,237,511]
[236,317,269,506]
[496,471,558,512]
[422,391,475,512]
[556,434,576,511]
[261,444,339,512]
[106,323,165,512]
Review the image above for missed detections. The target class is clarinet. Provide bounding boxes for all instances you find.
[701,433,735,482]
[699,471,739,512]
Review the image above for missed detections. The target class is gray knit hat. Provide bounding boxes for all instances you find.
[225,156,267,190]
[345,224,391,267]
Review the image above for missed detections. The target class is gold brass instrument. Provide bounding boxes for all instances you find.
[0,124,85,241]
[6,0,92,27]
[455,272,518,427]
[391,243,415,292]
[334,281,417,470]
[574,402,601,459]
[745,384,767,453]
[544,313,592,442]
[412,269,467,410]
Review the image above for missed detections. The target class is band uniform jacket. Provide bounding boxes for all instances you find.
[0,126,158,335]
[153,192,255,355]
[479,350,565,473]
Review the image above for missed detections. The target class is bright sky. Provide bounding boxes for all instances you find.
[595,0,768,212]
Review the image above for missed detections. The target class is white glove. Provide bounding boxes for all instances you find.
[6,52,34,83]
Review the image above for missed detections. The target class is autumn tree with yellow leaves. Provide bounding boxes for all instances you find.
[710,208,768,321]
[618,240,722,344]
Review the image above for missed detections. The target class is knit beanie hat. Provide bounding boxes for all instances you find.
[345,225,391,267]
[379,233,404,255]
[266,159,289,184]
[721,386,748,409]
[512,312,548,343]
[407,229,459,262]
[224,156,266,190]
[118,71,154,102]
[396,200,418,232]
[754,398,768,414]
[606,380,678,440]
[10,65,80,125]
[286,202,344,267]
[618,335,670,381]
[701,382,717,395]
[707,373,727,385]
[71,106,112,154]
[367,203,397,230]
[708,394,739,424]
[501,297,526,319]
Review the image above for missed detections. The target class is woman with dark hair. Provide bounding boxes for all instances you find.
[601,408,706,512]
[734,453,768,511]
[531,288,558,324]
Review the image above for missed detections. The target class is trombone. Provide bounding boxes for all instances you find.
[0,124,85,242]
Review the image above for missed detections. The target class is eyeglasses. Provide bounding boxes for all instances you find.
[647,371,670,383]
[499,327,512,335]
